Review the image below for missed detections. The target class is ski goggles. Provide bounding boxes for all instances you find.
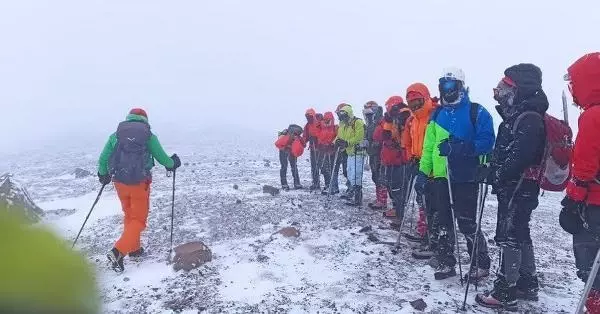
[439,78,462,94]
[362,107,374,116]
[493,77,517,102]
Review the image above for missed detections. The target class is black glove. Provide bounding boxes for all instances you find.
[168,154,181,171]
[560,196,585,235]
[335,139,348,149]
[98,172,111,185]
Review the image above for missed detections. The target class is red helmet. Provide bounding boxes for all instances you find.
[567,52,600,109]
[385,96,404,113]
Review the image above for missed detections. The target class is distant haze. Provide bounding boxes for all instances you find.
[1,0,598,152]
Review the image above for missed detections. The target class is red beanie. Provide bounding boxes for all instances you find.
[129,108,148,119]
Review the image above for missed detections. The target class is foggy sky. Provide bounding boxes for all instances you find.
[1,0,598,152]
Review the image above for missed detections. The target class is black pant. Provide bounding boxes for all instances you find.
[423,180,439,249]
[433,179,490,269]
[279,150,299,186]
[384,163,416,218]
[574,205,600,290]
[369,154,382,186]
[332,150,349,190]
[495,180,540,284]
[320,151,335,188]
[309,146,321,187]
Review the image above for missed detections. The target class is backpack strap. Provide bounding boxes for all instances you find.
[470,102,480,130]
[511,111,542,135]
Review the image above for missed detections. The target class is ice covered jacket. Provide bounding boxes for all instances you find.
[419,92,495,182]
[336,105,365,156]
[365,106,384,156]
[98,113,175,177]
[567,52,600,205]
[492,91,548,187]
[406,83,438,159]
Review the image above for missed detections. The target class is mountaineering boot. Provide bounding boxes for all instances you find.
[346,186,363,206]
[281,184,290,191]
[403,232,426,243]
[368,186,387,210]
[293,182,303,190]
[434,264,457,280]
[428,255,441,269]
[129,247,145,258]
[586,289,600,314]
[341,186,354,200]
[412,244,435,260]
[464,267,490,283]
[309,184,320,191]
[475,277,518,311]
[107,247,125,273]
[383,208,397,219]
[516,274,539,301]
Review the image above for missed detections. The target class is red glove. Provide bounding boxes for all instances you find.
[566,178,589,202]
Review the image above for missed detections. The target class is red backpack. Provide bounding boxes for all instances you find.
[513,112,573,191]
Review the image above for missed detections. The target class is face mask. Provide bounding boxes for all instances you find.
[408,98,425,112]
[337,112,349,122]
[493,80,517,107]
[439,78,464,105]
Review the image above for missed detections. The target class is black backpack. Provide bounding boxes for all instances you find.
[109,121,152,185]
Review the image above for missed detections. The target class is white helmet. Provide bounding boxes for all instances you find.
[441,67,465,82]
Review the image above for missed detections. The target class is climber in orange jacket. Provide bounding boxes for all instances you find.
[316,112,338,194]
[275,124,305,191]
[404,83,440,260]
[303,108,322,191]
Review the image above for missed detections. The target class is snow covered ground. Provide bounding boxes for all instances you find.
[0,139,583,313]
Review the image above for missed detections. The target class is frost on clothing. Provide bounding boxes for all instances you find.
[97,114,175,177]
[419,93,495,183]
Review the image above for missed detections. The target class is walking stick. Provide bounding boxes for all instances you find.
[577,250,600,314]
[446,159,464,286]
[167,169,177,262]
[72,184,106,249]
[396,167,416,248]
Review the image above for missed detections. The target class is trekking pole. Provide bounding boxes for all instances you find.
[168,169,177,262]
[446,158,464,286]
[396,168,416,248]
[72,184,106,249]
[577,250,600,314]
[461,181,488,310]
[327,147,341,203]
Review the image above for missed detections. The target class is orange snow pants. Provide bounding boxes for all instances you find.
[114,181,151,255]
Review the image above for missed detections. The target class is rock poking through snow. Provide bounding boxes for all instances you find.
[410,298,427,311]
[262,185,280,196]
[276,226,300,238]
[0,173,43,223]
[73,168,93,179]
[172,241,213,272]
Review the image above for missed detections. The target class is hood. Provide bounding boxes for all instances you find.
[406,83,437,119]
[340,104,354,118]
[126,113,149,124]
[305,108,316,117]
[504,63,543,104]
[385,96,405,112]
[323,111,335,123]
[568,52,600,110]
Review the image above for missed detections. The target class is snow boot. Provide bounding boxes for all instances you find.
[129,247,145,258]
[383,208,397,219]
[368,186,387,210]
[516,274,539,301]
[107,247,125,273]
[341,186,354,200]
[345,186,362,206]
[281,184,290,191]
[293,183,303,190]
[309,184,320,191]
[475,277,518,311]
[412,244,435,260]
[464,267,490,283]
[428,255,440,269]
[403,232,426,243]
[416,207,428,238]
[586,289,600,313]
[434,264,456,280]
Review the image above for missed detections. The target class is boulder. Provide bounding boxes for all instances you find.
[410,298,427,311]
[0,173,43,223]
[172,241,212,272]
[276,226,300,238]
[262,185,280,196]
[72,168,93,179]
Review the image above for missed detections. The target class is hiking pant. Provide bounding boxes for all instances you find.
[423,179,439,249]
[347,154,365,187]
[384,162,416,219]
[114,181,151,255]
[495,180,539,284]
[320,151,335,189]
[369,153,382,186]
[309,145,320,187]
[331,150,349,191]
[279,150,300,186]
[574,204,600,290]
[432,179,490,270]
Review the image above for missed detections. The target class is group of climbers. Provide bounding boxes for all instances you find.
[273,53,600,311]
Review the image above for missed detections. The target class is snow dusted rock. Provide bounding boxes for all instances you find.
[233,184,239,190]
[172,241,213,272]
[0,173,43,223]
[410,298,427,311]
[275,226,300,238]
[72,168,93,179]
[262,185,280,196]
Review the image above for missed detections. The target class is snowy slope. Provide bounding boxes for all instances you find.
[6,142,582,313]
